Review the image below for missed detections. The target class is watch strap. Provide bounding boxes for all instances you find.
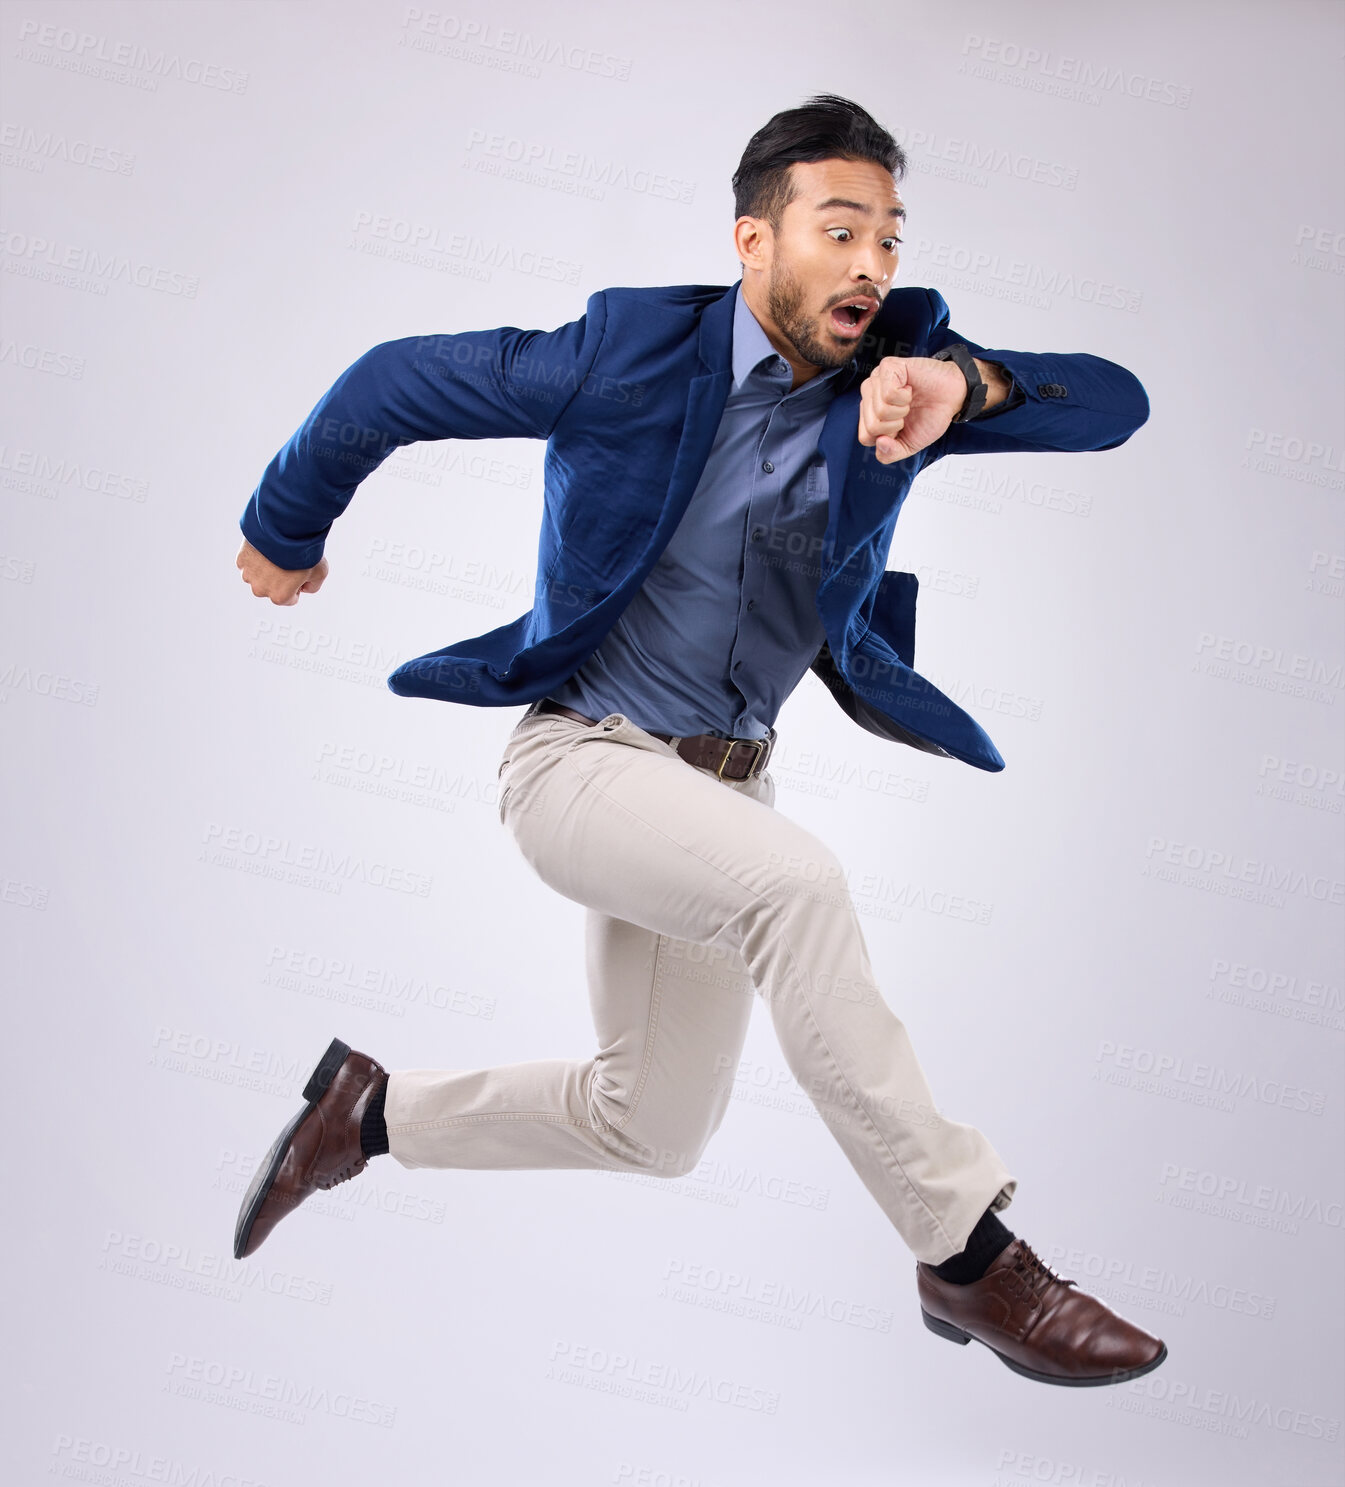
[931,342,989,422]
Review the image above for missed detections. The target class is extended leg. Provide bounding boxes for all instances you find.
[386,907,755,1176]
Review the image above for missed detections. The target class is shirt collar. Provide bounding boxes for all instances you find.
[731,280,851,393]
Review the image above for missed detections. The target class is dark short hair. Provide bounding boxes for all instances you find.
[733,94,906,226]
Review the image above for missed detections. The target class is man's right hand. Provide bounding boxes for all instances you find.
[236,538,329,606]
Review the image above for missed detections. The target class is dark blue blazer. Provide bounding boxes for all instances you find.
[240,283,1149,771]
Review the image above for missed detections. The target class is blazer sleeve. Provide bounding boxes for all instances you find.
[239,291,609,571]
[919,287,1150,462]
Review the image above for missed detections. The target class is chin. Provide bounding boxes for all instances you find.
[817,334,856,365]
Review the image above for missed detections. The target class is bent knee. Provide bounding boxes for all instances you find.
[644,1142,705,1179]
[592,1118,707,1179]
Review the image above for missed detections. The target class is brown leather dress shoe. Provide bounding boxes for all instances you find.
[916,1238,1168,1386]
[233,1037,386,1260]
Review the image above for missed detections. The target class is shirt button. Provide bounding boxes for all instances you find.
[733,661,742,671]
[746,599,756,611]
[751,527,764,540]
[761,460,774,473]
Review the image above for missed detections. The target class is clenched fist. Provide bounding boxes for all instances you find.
[236,538,328,606]
[857,355,1007,464]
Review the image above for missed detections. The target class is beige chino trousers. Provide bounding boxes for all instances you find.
[385,704,1017,1263]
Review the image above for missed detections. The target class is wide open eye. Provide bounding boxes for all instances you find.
[827,227,852,242]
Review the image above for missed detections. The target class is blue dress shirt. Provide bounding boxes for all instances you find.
[549,281,847,741]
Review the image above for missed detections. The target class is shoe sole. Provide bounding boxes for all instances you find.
[921,1307,1169,1387]
[232,1037,351,1260]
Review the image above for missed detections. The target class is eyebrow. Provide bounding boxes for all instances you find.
[813,196,907,222]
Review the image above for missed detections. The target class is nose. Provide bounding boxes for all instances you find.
[851,245,893,289]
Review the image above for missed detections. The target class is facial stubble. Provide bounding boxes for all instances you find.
[764,256,858,372]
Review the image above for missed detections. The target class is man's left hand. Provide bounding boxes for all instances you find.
[857,356,1009,464]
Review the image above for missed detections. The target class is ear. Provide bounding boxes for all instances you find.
[733,215,773,272]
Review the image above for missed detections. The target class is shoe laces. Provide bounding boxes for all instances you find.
[1005,1243,1076,1306]
[317,1159,364,1191]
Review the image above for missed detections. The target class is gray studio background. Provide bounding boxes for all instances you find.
[3,1,1342,1483]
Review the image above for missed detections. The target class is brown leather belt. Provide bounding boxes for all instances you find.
[534,698,775,783]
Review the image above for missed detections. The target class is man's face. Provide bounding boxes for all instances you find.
[758,157,904,370]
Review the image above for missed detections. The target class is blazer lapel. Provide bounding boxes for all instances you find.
[645,369,732,556]
[625,284,737,576]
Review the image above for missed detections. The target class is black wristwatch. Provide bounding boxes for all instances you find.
[931,342,988,422]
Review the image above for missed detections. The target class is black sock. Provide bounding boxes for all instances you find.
[929,1206,1015,1284]
[359,1076,389,1159]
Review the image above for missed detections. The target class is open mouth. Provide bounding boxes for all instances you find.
[828,297,880,337]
